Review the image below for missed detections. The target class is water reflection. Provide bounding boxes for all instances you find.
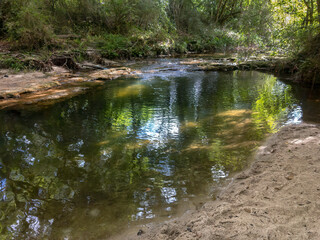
[0,69,303,239]
[252,76,297,132]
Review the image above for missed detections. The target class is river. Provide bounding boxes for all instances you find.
[0,59,318,239]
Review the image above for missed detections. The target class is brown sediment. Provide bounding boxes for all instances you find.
[113,123,320,240]
[0,66,140,110]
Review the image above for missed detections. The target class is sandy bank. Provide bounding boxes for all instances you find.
[115,123,320,240]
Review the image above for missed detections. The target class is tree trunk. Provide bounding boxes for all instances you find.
[215,0,224,23]
[216,0,230,24]
[317,0,320,23]
[303,0,310,26]
[311,0,314,24]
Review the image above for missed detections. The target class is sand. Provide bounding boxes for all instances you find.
[115,123,320,240]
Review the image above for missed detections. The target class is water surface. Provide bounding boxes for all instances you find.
[0,61,306,239]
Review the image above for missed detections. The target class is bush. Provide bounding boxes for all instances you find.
[293,33,320,85]
[0,56,25,71]
[174,41,187,54]
[6,1,54,49]
[96,34,131,59]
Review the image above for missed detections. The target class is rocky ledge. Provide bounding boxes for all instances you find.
[0,67,140,110]
[181,56,293,73]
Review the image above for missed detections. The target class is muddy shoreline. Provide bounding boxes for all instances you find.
[113,123,320,240]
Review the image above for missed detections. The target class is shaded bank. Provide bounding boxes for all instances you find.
[289,33,320,87]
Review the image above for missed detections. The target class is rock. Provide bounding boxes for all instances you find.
[81,62,105,70]
[181,56,282,72]
[0,65,141,110]
[236,173,249,180]
[50,55,79,70]
[137,229,144,236]
[86,48,121,67]
[89,67,139,80]
[202,64,238,71]
[6,93,20,99]
[97,58,121,67]
[285,172,295,180]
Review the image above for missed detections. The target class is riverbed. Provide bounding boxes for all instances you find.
[0,59,319,239]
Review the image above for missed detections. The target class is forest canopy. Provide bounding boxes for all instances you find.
[0,0,319,55]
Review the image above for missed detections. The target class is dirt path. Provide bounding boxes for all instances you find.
[115,123,320,240]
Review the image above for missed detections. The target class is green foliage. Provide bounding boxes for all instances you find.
[270,0,320,53]
[93,33,156,59]
[6,0,54,49]
[291,33,320,85]
[253,76,295,132]
[1,0,319,61]
[96,34,131,59]
[173,41,188,54]
[0,0,11,35]
[0,0,273,52]
[233,0,273,47]
[0,56,25,71]
[180,29,239,53]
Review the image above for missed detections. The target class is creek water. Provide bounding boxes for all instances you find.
[0,59,317,239]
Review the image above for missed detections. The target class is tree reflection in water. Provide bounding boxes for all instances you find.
[0,70,301,239]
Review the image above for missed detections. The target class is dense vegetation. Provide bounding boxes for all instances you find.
[0,0,320,83]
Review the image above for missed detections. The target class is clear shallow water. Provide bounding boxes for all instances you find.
[0,61,307,239]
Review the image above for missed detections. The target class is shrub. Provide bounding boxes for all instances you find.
[0,56,25,71]
[96,34,131,59]
[6,1,54,49]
